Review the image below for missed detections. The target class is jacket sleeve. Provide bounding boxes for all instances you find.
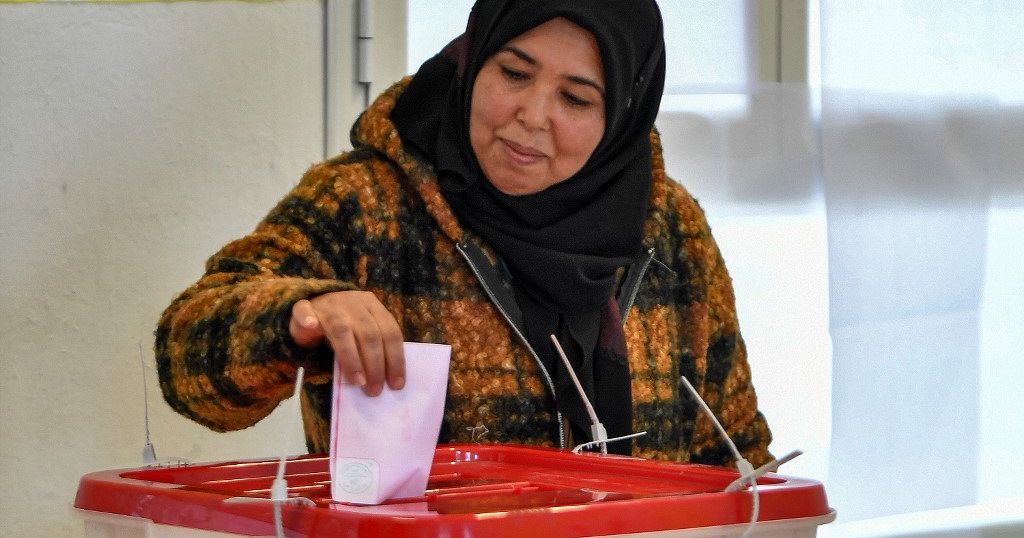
[689,228,774,468]
[155,161,361,432]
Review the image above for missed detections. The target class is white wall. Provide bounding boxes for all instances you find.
[0,2,398,536]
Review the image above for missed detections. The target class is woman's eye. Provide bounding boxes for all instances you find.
[562,91,592,108]
[501,66,528,81]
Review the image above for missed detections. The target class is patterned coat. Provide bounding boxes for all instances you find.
[156,79,772,467]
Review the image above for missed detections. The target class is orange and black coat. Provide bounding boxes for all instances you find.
[156,80,772,467]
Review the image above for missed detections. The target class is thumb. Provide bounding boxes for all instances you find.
[289,299,324,348]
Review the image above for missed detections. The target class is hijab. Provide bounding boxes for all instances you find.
[391,0,666,453]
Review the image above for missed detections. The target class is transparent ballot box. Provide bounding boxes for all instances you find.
[75,444,835,537]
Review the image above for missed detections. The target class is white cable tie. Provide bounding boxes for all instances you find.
[679,375,743,458]
[550,334,607,453]
[271,478,290,503]
[549,335,600,425]
[725,450,803,492]
[572,431,648,454]
[679,375,759,536]
[139,342,159,466]
[590,423,608,451]
[736,457,759,538]
[142,442,157,467]
[736,458,755,482]
[223,496,314,506]
[275,368,306,480]
[272,367,307,538]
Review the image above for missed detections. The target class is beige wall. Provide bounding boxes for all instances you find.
[0,2,404,536]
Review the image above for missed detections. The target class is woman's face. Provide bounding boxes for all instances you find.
[469,17,606,195]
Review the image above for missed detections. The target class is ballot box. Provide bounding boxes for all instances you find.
[75,444,835,537]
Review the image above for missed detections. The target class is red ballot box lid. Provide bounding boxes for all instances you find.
[75,444,833,537]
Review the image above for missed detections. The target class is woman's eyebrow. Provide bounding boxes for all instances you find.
[499,46,605,96]
[501,45,537,65]
[566,75,605,96]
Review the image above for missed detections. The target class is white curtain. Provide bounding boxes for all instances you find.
[406,0,1024,526]
[819,0,1024,522]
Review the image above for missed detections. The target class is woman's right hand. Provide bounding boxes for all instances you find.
[289,290,406,396]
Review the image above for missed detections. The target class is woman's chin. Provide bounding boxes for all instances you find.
[484,169,550,196]
[489,176,559,196]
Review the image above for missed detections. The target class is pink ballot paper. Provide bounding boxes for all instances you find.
[329,342,452,504]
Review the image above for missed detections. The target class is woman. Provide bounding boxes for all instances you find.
[156,0,772,466]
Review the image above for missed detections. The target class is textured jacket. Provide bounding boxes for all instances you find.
[156,79,772,467]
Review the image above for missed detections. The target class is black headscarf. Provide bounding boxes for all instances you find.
[392,0,666,452]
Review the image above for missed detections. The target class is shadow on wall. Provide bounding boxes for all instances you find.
[657,84,817,209]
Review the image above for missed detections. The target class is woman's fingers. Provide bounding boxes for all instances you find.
[369,299,406,390]
[350,301,386,395]
[301,291,405,396]
[320,309,365,388]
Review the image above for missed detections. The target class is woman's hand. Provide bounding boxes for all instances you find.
[289,291,406,396]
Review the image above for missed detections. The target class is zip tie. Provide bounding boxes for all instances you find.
[138,342,158,467]
[550,334,608,454]
[680,375,760,537]
[573,431,648,454]
[725,450,802,492]
[272,367,307,538]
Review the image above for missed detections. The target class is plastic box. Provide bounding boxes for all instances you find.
[75,444,835,537]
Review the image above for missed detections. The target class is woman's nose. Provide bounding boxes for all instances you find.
[515,88,552,131]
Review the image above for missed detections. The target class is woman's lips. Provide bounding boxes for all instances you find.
[501,138,546,166]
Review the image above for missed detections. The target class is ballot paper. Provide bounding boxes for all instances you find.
[329,342,452,505]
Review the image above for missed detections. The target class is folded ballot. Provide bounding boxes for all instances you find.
[329,342,452,505]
